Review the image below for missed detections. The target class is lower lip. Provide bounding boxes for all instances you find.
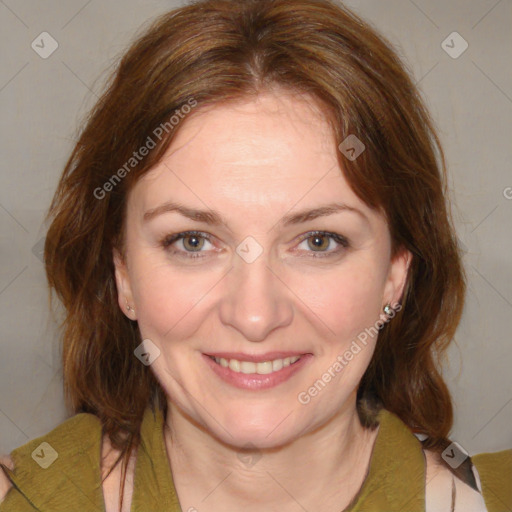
[202,353,313,390]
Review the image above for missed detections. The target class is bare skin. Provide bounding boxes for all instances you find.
[100,436,137,512]
[164,406,380,512]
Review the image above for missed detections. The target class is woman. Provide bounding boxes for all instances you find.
[1,0,510,511]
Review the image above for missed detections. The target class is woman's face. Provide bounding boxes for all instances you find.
[114,89,411,448]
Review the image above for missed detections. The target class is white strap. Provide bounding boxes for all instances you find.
[424,449,488,512]
[452,466,488,512]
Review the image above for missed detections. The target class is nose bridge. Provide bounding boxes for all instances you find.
[219,237,293,341]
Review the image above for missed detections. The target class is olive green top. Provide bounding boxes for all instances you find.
[1,406,510,511]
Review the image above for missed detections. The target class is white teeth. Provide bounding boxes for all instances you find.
[212,355,301,374]
[256,361,273,374]
[240,361,256,374]
[272,359,283,371]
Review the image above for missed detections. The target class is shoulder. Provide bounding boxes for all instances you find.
[471,449,512,512]
[424,447,512,512]
[0,412,104,511]
[0,456,14,504]
[377,408,510,511]
[471,448,512,474]
[424,448,487,512]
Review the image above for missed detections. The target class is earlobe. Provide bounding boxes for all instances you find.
[385,247,413,308]
[397,248,413,300]
[112,248,136,319]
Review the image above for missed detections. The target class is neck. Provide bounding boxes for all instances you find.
[163,396,381,512]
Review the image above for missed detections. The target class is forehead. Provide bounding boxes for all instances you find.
[128,90,379,226]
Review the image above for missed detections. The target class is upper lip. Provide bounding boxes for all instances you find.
[204,351,309,363]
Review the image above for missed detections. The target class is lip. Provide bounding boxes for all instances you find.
[202,352,313,390]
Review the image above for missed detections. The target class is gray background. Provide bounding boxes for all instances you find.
[1,0,511,457]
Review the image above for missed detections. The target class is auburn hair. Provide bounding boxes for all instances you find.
[40,0,466,508]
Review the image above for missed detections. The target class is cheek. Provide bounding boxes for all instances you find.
[296,257,386,341]
[130,256,216,339]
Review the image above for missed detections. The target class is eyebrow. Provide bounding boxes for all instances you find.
[142,200,368,227]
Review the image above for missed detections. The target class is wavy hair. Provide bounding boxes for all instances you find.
[39,0,466,508]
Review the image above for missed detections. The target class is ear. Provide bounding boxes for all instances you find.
[383,246,412,308]
[113,247,137,320]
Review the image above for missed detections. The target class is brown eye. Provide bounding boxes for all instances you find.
[297,231,349,258]
[307,234,331,252]
[161,231,214,259]
[182,234,205,252]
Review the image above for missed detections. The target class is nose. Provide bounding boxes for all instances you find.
[218,249,294,342]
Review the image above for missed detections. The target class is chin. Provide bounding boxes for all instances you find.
[205,405,303,449]
[217,426,295,451]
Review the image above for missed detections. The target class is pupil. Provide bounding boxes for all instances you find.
[185,236,202,250]
[310,235,327,250]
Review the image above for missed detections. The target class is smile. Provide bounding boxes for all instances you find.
[203,353,312,390]
[208,355,301,374]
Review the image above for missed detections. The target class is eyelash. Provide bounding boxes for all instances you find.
[160,230,350,260]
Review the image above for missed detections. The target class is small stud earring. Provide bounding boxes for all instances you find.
[383,304,393,316]
[125,299,134,312]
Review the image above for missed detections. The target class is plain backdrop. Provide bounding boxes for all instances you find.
[1,0,511,457]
